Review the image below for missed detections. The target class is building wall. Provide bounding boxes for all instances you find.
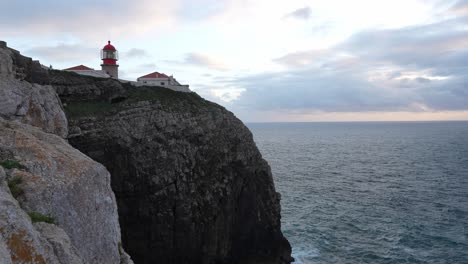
[65,70,110,78]
[135,77,191,93]
[137,77,170,86]
[101,65,118,78]
[124,79,191,93]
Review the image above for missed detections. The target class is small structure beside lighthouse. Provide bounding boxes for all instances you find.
[101,41,119,78]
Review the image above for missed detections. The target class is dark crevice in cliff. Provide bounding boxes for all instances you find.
[154,180,177,195]
[172,178,178,263]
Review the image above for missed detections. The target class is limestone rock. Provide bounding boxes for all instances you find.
[0,167,60,264]
[0,118,124,264]
[49,69,127,103]
[33,223,84,264]
[0,44,68,138]
[0,234,13,264]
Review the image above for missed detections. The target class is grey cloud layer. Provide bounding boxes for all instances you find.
[175,53,229,71]
[0,0,177,38]
[26,44,96,62]
[284,7,312,20]
[229,3,468,113]
[123,48,149,58]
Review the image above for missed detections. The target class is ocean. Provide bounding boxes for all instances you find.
[247,122,468,264]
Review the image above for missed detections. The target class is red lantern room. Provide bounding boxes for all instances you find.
[101,41,118,65]
[100,40,119,78]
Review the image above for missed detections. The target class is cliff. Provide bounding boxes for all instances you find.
[0,41,292,264]
[0,42,132,264]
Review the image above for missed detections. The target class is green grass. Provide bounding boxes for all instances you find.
[126,86,220,111]
[0,160,26,170]
[64,101,118,118]
[28,212,56,224]
[7,176,24,198]
[64,85,224,119]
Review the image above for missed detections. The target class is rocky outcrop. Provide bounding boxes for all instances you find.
[0,41,133,264]
[33,223,84,264]
[0,118,125,264]
[0,43,68,138]
[50,69,126,103]
[61,86,292,264]
[0,166,61,264]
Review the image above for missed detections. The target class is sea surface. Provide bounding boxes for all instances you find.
[247,122,468,264]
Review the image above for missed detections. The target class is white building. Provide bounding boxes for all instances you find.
[136,72,190,92]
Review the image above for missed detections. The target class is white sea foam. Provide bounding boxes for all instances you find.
[292,245,319,264]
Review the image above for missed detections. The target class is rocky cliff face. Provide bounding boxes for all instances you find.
[57,81,292,263]
[0,43,68,138]
[0,42,132,264]
[0,40,292,264]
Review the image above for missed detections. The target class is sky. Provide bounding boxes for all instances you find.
[1,0,468,122]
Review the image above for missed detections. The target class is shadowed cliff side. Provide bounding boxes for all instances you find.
[52,69,293,264]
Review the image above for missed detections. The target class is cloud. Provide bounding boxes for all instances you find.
[177,0,227,20]
[224,14,468,115]
[138,63,157,69]
[284,7,312,20]
[120,63,158,79]
[231,67,467,113]
[274,49,330,67]
[337,19,468,70]
[26,43,96,63]
[0,0,181,40]
[448,0,468,16]
[183,53,229,71]
[122,48,149,58]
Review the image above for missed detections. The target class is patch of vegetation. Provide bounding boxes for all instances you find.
[27,212,56,224]
[126,86,222,111]
[0,160,26,170]
[64,101,119,118]
[7,176,24,198]
[64,84,225,119]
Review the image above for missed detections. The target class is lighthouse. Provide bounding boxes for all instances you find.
[101,40,119,78]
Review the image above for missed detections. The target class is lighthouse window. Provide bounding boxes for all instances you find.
[104,51,113,59]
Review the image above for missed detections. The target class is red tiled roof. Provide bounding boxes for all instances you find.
[138,72,169,79]
[64,65,94,71]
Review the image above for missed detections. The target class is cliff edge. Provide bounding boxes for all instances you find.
[0,40,292,264]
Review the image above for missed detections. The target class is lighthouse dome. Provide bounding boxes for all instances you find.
[103,41,116,51]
